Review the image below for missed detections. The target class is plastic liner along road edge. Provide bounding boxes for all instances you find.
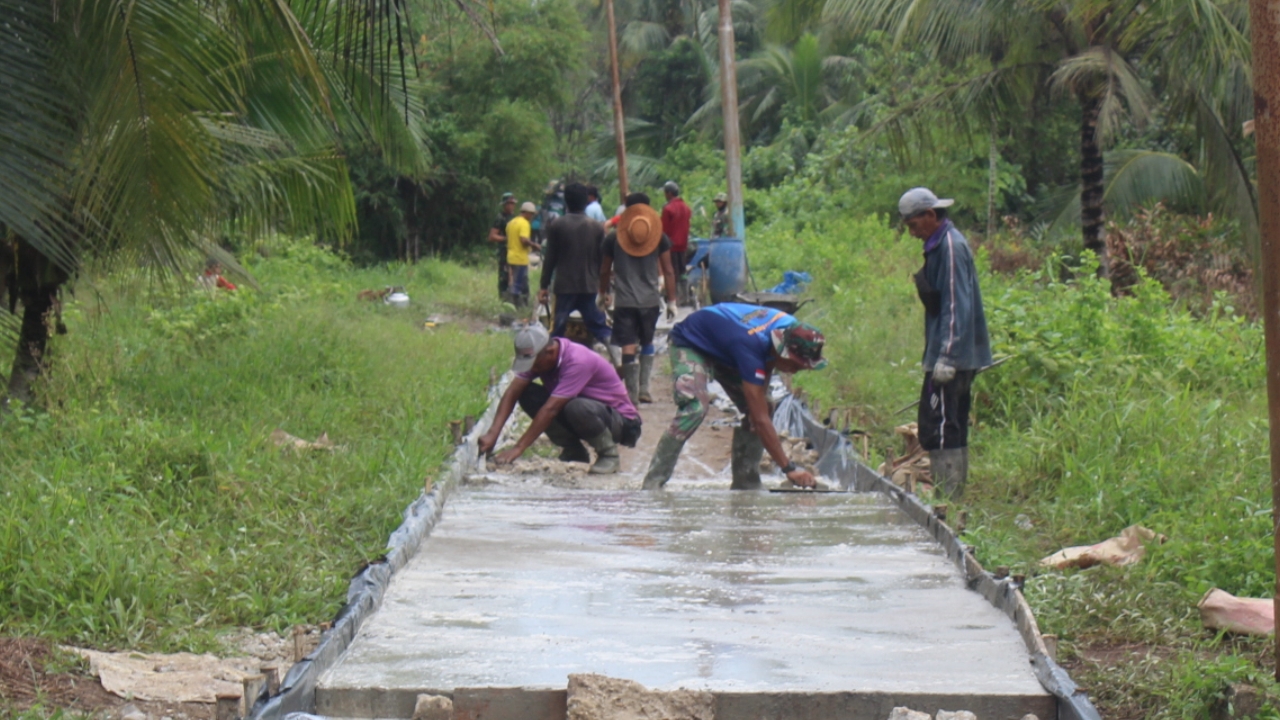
[773,393,1102,720]
[247,377,508,720]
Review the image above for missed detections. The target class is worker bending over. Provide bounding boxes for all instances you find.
[479,325,642,474]
[642,304,826,490]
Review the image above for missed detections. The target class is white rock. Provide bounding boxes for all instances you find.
[887,708,931,720]
[118,704,147,720]
[412,693,453,720]
[936,712,978,720]
[1020,716,1040,720]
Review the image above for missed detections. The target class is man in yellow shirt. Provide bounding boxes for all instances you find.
[506,201,540,307]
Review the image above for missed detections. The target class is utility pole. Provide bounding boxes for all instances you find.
[717,0,744,241]
[605,0,629,203]
[1249,0,1280,679]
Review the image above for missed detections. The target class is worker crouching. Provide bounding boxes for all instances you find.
[479,324,642,474]
[642,304,827,490]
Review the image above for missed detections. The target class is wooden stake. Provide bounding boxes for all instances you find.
[216,693,241,720]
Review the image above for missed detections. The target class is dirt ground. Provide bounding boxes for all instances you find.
[0,636,210,720]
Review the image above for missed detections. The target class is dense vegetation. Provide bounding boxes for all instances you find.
[0,0,1274,718]
[1,244,507,652]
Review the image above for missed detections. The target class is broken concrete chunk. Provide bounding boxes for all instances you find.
[1038,524,1164,570]
[566,673,714,720]
[886,708,931,720]
[936,712,978,720]
[412,693,453,720]
[1199,588,1275,636]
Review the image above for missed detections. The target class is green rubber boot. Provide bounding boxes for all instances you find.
[730,426,765,490]
[929,448,969,499]
[638,355,655,403]
[587,431,621,474]
[620,362,640,405]
[642,433,686,489]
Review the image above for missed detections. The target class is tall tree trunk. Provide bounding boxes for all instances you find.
[1079,90,1109,277]
[4,240,68,409]
[6,285,56,406]
[986,113,999,240]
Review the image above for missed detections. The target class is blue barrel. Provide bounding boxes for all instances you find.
[707,237,747,304]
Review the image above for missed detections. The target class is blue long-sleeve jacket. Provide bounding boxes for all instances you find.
[914,221,993,371]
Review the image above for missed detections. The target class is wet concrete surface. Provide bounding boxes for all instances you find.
[316,487,1050,718]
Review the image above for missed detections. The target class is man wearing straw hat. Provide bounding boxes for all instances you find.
[642,304,826,491]
[478,324,641,474]
[599,193,678,404]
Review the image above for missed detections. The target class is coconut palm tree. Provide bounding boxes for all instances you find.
[823,0,1253,276]
[0,0,422,404]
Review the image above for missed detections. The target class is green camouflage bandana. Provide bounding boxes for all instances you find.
[771,322,827,370]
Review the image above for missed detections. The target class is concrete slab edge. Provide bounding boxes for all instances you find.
[776,394,1101,720]
[247,376,510,720]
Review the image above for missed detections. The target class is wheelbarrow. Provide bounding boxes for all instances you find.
[733,291,813,315]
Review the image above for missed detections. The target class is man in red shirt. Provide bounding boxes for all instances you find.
[661,180,692,303]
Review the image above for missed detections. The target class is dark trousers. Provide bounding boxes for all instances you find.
[552,293,612,344]
[519,382,639,445]
[497,247,509,296]
[917,370,975,451]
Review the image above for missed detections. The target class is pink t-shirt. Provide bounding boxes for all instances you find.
[517,338,640,420]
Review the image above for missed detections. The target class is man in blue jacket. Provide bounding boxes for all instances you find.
[642,303,826,491]
[900,187,993,499]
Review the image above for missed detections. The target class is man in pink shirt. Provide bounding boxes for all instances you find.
[478,324,641,474]
[661,180,692,302]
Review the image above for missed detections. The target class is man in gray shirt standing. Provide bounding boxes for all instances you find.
[599,193,678,403]
[899,187,992,499]
[539,183,612,346]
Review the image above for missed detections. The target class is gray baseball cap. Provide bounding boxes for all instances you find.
[663,180,680,194]
[512,324,551,373]
[898,187,954,218]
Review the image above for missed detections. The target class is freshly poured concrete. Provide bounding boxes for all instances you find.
[317,487,1052,718]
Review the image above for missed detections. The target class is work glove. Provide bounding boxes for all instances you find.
[665,302,676,321]
[932,360,956,384]
[596,293,611,311]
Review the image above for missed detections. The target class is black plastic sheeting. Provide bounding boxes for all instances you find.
[773,394,1102,720]
[246,384,504,720]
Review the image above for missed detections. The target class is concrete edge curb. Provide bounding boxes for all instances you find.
[246,377,509,720]
[781,394,1103,720]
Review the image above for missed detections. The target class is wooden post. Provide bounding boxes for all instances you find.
[242,675,266,714]
[216,693,241,720]
[605,0,629,201]
[292,625,305,663]
[261,665,281,696]
[1249,0,1280,677]
[718,0,745,241]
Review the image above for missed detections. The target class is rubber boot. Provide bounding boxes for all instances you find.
[587,431,621,474]
[638,355,655,404]
[544,423,590,463]
[929,447,969,499]
[620,362,640,405]
[642,433,686,489]
[729,426,765,490]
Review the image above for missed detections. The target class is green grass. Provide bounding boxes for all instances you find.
[0,240,509,652]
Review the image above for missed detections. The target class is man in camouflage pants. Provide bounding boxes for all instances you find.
[642,303,827,490]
